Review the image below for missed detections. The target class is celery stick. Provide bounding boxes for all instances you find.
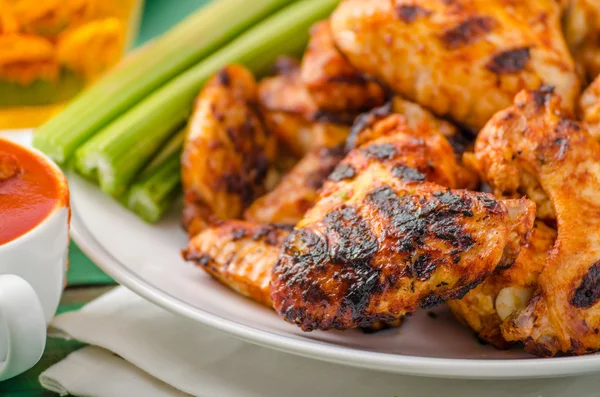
[126,151,181,223]
[139,126,187,179]
[33,0,296,164]
[73,103,186,185]
[126,126,185,222]
[74,0,339,198]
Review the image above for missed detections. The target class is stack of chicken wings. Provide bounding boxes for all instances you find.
[181,0,600,357]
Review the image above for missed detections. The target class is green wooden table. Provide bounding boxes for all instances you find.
[0,1,210,395]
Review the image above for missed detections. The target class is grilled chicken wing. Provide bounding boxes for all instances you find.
[564,0,600,82]
[352,97,473,159]
[181,65,277,236]
[347,100,477,189]
[183,219,405,332]
[300,20,386,113]
[330,0,579,130]
[465,93,563,222]
[184,221,292,306]
[270,113,535,331]
[448,221,556,348]
[244,146,345,225]
[474,88,600,356]
[258,57,350,157]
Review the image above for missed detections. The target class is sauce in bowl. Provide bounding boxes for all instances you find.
[0,139,66,245]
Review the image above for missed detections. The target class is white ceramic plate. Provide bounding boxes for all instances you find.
[6,129,600,379]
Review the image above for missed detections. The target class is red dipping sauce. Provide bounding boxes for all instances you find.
[0,139,65,245]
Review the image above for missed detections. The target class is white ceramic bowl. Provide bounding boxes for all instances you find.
[0,135,69,381]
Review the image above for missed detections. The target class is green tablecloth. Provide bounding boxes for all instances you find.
[0,0,210,394]
[67,242,114,285]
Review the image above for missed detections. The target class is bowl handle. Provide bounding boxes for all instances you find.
[0,274,47,381]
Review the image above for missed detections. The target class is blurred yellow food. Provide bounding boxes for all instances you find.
[0,34,58,85]
[0,0,141,129]
[57,18,124,80]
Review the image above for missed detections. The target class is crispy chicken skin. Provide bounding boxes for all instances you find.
[181,65,277,236]
[244,146,345,225]
[353,97,474,160]
[183,219,404,331]
[183,221,292,306]
[347,101,478,190]
[258,57,350,157]
[465,93,563,222]
[270,114,535,331]
[300,20,386,113]
[330,0,580,130]
[579,74,600,140]
[448,221,556,348]
[474,88,600,356]
[564,0,600,82]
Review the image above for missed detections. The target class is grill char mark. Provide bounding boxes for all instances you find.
[329,163,357,182]
[396,5,431,23]
[392,165,426,182]
[360,143,397,160]
[571,260,600,308]
[486,47,531,74]
[441,17,496,49]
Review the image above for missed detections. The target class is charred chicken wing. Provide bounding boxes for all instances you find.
[181,65,277,236]
[183,219,404,331]
[351,97,473,160]
[258,57,351,157]
[270,113,535,331]
[475,88,600,356]
[300,20,386,113]
[330,0,579,130]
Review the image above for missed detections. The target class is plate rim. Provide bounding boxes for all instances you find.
[70,202,600,379]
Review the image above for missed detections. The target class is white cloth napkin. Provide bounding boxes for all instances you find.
[40,346,190,397]
[40,287,600,397]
